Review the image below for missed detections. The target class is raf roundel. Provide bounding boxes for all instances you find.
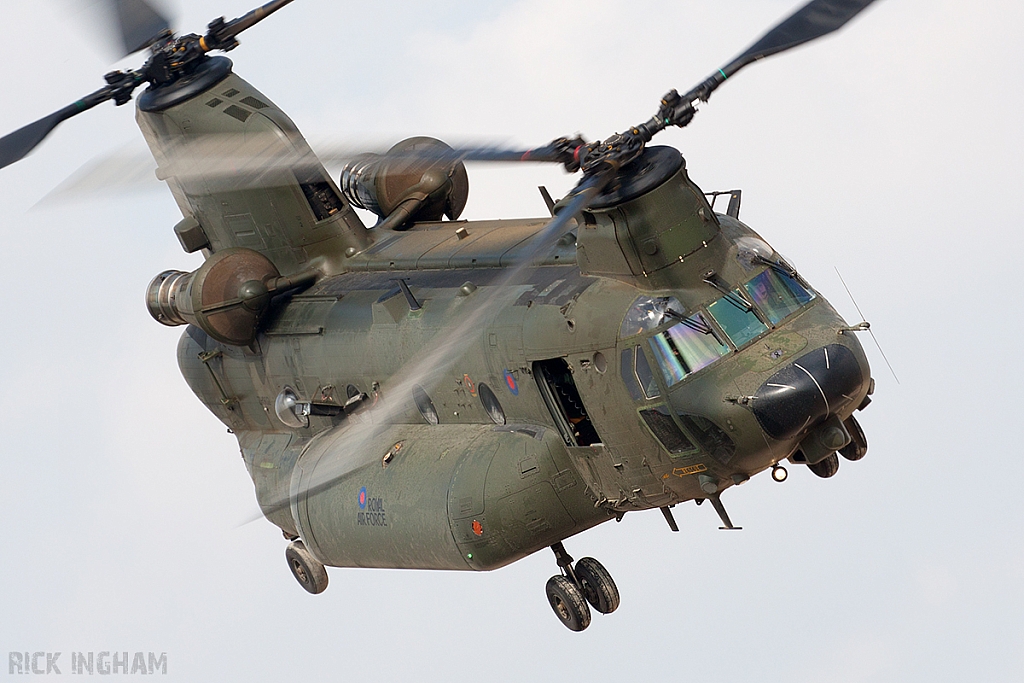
[504,369,519,396]
[358,487,368,509]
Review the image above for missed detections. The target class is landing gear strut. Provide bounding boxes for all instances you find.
[545,542,619,631]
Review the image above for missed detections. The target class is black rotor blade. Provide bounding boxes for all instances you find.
[204,0,296,50]
[646,0,879,133]
[0,87,116,171]
[689,0,879,102]
[734,0,878,66]
[111,0,173,55]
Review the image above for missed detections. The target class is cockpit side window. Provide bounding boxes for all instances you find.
[620,296,684,338]
[620,348,643,401]
[621,346,661,400]
[743,269,815,325]
[635,347,661,399]
[649,314,730,386]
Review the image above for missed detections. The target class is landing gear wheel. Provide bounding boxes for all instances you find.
[545,575,591,632]
[808,452,839,478]
[574,557,620,614]
[839,415,867,461]
[286,541,329,594]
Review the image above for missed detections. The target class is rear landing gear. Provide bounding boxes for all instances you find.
[286,540,329,594]
[545,542,619,631]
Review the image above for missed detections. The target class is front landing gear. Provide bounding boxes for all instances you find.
[286,541,329,594]
[545,542,619,631]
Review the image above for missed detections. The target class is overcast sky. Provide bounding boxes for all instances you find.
[1,0,1022,680]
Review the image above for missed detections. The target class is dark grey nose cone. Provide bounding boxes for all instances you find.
[751,344,865,440]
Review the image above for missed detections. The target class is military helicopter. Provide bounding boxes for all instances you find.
[0,0,880,632]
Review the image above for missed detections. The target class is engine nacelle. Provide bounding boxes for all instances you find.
[147,247,314,346]
[340,137,469,230]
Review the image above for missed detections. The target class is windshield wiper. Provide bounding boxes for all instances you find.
[753,254,797,278]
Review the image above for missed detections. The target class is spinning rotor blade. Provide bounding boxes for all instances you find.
[111,0,173,55]
[39,134,577,204]
[246,167,617,524]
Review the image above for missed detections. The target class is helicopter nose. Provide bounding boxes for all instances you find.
[749,344,867,440]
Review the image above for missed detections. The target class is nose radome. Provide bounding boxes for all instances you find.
[750,344,866,441]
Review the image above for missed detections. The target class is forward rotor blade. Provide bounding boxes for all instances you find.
[111,0,173,55]
[0,87,116,171]
[511,169,615,262]
[689,0,879,102]
[733,0,878,65]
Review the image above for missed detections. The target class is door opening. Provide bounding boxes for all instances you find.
[533,358,602,447]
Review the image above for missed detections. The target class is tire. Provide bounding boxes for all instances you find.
[839,415,867,461]
[574,557,620,615]
[545,575,591,632]
[807,452,839,478]
[286,541,329,594]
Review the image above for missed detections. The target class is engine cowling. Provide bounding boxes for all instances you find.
[146,247,313,346]
[340,137,469,229]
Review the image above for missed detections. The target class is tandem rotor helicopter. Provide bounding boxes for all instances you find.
[1,0,883,631]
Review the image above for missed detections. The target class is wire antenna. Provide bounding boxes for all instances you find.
[835,267,899,385]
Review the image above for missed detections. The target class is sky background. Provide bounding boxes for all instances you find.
[1,0,1022,680]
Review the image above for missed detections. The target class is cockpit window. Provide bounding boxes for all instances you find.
[707,290,768,348]
[620,346,661,400]
[620,348,643,401]
[743,269,815,325]
[620,296,684,338]
[635,347,661,399]
[649,314,730,385]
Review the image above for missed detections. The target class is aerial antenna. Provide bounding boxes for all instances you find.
[835,267,899,385]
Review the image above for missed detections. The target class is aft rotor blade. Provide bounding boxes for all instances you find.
[0,87,116,171]
[111,0,173,55]
[204,0,297,50]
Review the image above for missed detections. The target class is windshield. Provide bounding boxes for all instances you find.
[743,269,815,325]
[706,290,768,347]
